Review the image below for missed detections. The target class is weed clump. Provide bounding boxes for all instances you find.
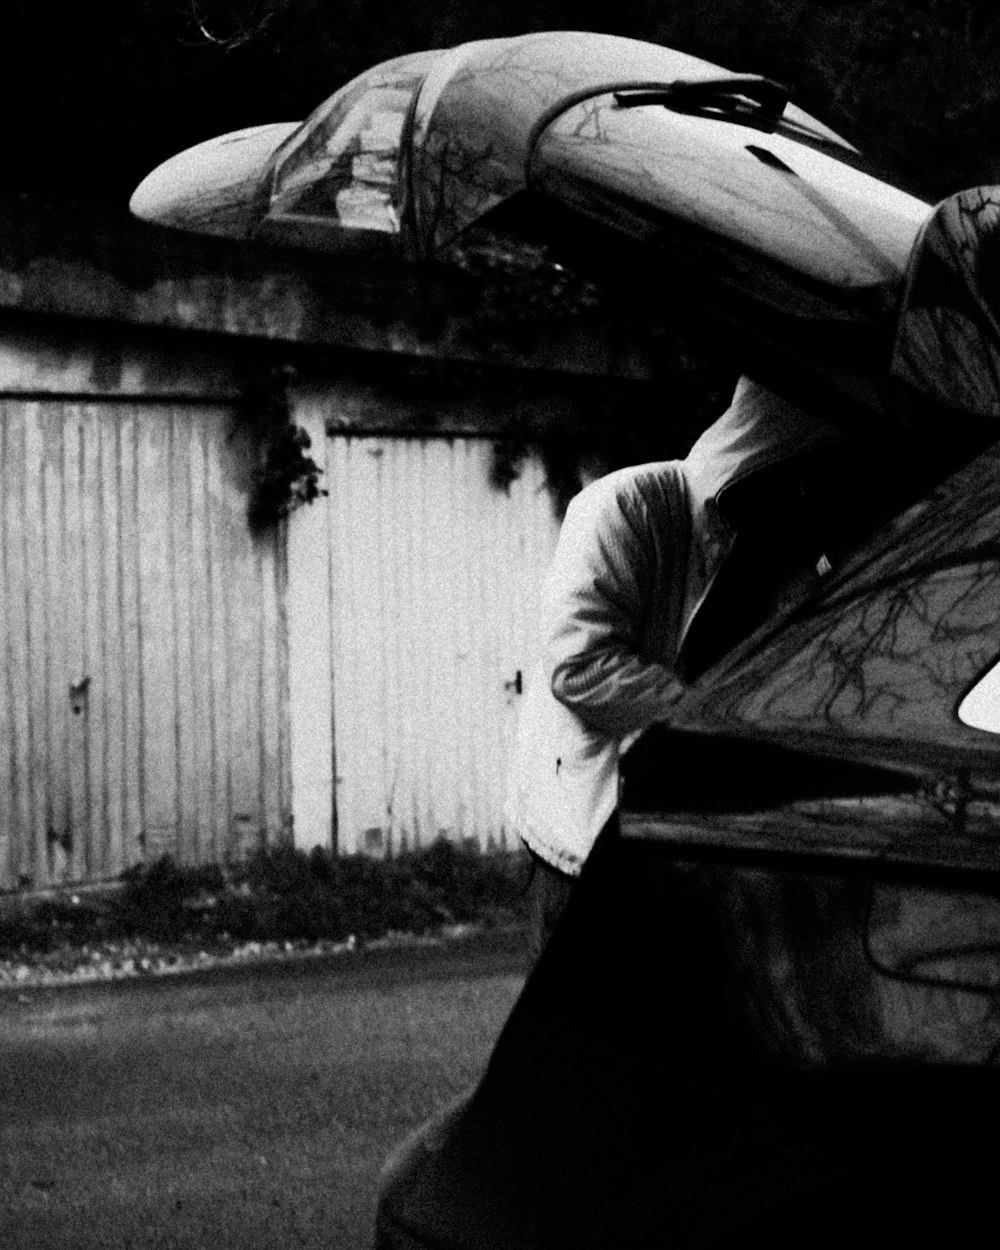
[0,839,531,956]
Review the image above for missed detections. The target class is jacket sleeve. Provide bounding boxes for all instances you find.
[541,473,687,738]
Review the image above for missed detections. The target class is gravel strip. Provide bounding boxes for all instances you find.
[0,924,485,991]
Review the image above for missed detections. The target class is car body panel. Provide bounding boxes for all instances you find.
[375,830,1000,1249]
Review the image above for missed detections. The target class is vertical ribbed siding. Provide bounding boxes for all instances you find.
[326,435,559,855]
[0,399,290,889]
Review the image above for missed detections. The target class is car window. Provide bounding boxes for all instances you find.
[667,431,1000,780]
[262,52,439,236]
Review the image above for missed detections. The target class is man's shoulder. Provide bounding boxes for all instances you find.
[571,461,687,517]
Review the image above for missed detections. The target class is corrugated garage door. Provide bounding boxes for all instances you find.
[0,399,289,889]
[325,435,559,854]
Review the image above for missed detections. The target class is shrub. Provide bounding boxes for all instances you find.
[0,839,531,955]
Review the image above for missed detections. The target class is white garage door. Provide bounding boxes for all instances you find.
[0,398,289,888]
[320,435,559,854]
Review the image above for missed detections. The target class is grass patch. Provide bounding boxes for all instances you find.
[0,840,532,956]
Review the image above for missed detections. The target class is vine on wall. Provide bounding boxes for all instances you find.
[240,364,327,531]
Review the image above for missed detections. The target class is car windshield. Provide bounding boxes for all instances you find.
[262,51,440,235]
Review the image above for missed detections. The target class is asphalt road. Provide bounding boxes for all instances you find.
[0,929,527,1250]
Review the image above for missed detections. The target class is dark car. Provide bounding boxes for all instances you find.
[133,31,1000,1247]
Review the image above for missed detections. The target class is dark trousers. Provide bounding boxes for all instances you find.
[526,846,577,964]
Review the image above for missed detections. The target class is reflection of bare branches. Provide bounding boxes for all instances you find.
[784,556,998,726]
[689,441,1000,748]
[818,542,1000,615]
[417,123,505,252]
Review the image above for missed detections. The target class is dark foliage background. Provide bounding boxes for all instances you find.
[6,0,998,207]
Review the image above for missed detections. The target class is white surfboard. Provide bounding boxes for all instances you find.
[129,121,299,239]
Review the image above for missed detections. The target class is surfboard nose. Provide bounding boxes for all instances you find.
[129,121,298,240]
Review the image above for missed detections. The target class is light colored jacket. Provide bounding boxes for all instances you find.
[508,378,844,875]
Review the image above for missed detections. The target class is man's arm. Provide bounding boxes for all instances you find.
[542,470,687,739]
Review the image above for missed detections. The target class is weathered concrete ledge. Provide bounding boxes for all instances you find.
[0,190,657,379]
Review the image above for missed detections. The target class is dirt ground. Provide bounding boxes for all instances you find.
[0,929,526,1250]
